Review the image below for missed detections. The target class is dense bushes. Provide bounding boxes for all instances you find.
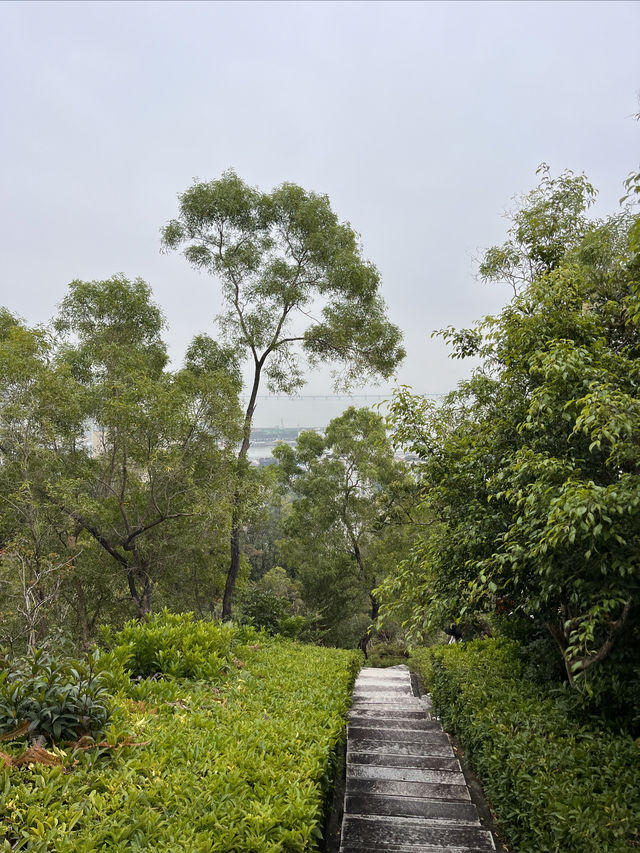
[103,609,260,681]
[0,647,111,742]
[410,639,640,853]
[1,617,361,852]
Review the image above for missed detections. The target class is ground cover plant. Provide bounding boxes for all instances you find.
[410,639,640,853]
[0,615,361,852]
[0,647,110,743]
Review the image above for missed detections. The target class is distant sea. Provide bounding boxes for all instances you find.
[245,393,443,461]
[246,394,394,430]
[245,394,391,462]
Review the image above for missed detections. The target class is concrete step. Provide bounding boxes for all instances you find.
[350,701,426,711]
[341,814,495,851]
[348,737,453,757]
[348,716,439,731]
[345,793,480,824]
[341,847,492,853]
[348,752,460,772]
[349,726,450,744]
[347,765,466,786]
[349,708,429,719]
[346,776,471,802]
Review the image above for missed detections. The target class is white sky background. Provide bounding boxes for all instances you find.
[1,0,638,404]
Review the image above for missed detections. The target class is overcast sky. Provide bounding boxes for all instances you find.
[1,0,638,398]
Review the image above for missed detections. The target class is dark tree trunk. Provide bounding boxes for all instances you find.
[73,577,91,651]
[127,562,153,619]
[222,360,262,621]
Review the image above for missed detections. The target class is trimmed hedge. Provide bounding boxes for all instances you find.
[1,619,361,852]
[410,639,640,853]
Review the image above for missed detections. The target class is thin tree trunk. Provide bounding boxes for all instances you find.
[370,592,380,621]
[73,577,91,652]
[222,361,262,620]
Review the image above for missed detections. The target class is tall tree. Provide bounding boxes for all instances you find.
[51,276,242,617]
[0,278,243,629]
[379,167,640,707]
[161,172,405,617]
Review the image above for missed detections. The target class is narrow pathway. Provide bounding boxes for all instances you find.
[339,665,495,853]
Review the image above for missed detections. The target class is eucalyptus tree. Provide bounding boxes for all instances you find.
[161,172,405,617]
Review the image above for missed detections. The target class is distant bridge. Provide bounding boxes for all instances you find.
[241,393,446,400]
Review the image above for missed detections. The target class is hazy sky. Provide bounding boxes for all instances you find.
[1,0,638,397]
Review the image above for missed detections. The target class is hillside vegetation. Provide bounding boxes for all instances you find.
[0,614,361,852]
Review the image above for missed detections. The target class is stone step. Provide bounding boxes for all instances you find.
[347,777,471,802]
[349,708,429,719]
[350,701,426,711]
[345,793,480,824]
[348,717,439,731]
[348,737,453,757]
[341,846,492,853]
[352,691,414,700]
[348,752,460,772]
[346,779,471,802]
[347,765,466,786]
[341,815,495,851]
[349,726,450,743]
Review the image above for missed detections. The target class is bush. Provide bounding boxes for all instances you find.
[103,610,260,681]
[365,639,408,668]
[0,647,111,742]
[0,635,362,852]
[409,639,640,853]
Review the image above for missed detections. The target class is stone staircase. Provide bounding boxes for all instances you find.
[339,665,495,853]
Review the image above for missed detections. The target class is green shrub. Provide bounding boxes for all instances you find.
[365,639,408,668]
[1,634,362,851]
[0,647,111,742]
[104,610,260,681]
[410,639,640,853]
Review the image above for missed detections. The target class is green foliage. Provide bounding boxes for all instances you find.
[0,277,242,638]
[0,647,110,742]
[103,610,259,681]
[365,639,409,668]
[0,632,362,852]
[275,407,418,647]
[379,167,640,711]
[161,171,405,393]
[238,569,320,642]
[162,170,405,619]
[410,639,640,853]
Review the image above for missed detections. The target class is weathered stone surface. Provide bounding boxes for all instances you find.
[349,707,427,719]
[348,764,466,785]
[348,716,439,731]
[345,793,480,823]
[352,691,414,701]
[341,815,495,850]
[347,776,471,802]
[339,667,496,853]
[348,737,453,756]
[341,846,492,853]
[351,697,424,714]
[355,675,409,684]
[348,752,459,772]
[349,725,449,743]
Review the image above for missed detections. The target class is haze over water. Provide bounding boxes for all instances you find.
[247,394,392,430]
